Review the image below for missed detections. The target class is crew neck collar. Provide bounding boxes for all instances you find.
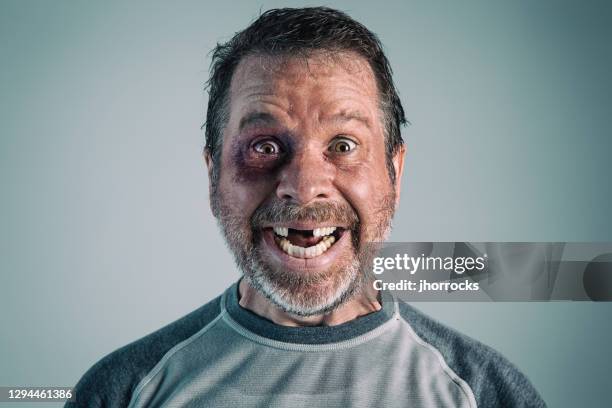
[223,281,397,345]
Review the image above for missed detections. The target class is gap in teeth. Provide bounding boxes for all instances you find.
[273,226,337,238]
[278,235,336,259]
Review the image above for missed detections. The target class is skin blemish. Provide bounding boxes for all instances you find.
[230,132,295,183]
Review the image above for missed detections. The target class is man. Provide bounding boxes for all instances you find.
[69,7,546,407]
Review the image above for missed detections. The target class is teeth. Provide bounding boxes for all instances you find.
[273,227,289,237]
[312,227,337,237]
[275,226,337,238]
[277,236,336,259]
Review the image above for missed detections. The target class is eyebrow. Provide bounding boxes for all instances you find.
[238,111,279,132]
[238,109,372,132]
[325,110,372,129]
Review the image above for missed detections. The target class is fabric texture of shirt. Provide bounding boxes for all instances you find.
[67,281,546,407]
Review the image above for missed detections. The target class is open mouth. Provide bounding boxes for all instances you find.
[270,226,344,259]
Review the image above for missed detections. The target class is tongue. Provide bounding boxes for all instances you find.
[286,231,323,247]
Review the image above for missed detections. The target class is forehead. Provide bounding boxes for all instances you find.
[228,52,382,127]
[231,51,377,88]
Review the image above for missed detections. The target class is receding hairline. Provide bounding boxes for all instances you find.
[231,50,378,88]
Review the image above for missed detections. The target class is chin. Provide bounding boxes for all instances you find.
[245,257,362,317]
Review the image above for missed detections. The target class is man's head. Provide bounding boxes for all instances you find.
[204,7,407,317]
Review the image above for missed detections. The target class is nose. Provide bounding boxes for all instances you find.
[276,146,335,205]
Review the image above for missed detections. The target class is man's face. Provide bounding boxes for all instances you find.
[208,52,404,316]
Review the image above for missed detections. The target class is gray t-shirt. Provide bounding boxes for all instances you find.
[68,282,546,407]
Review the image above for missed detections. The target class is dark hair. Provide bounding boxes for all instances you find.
[205,7,406,184]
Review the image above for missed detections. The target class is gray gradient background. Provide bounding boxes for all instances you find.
[1,1,611,407]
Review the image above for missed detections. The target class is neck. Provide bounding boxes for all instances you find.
[238,278,381,327]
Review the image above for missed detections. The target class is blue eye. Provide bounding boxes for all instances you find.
[253,140,281,155]
[329,137,357,154]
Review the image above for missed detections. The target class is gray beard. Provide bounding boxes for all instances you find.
[243,250,363,317]
[212,194,394,317]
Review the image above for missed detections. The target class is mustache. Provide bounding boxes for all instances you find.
[250,200,360,230]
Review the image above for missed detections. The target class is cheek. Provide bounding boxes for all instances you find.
[218,163,277,218]
[335,161,394,229]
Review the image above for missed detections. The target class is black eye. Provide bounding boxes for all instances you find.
[329,137,357,154]
[253,140,281,155]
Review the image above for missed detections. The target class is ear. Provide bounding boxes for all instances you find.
[204,147,214,179]
[203,148,218,218]
[391,144,406,208]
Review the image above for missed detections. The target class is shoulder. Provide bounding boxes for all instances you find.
[66,295,222,408]
[397,301,547,408]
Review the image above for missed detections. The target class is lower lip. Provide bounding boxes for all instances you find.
[261,229,351,272]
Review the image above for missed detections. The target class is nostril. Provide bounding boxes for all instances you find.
[275,170,334,204]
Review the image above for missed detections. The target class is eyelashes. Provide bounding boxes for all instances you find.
[237,137,288,171]
[328,137,357,154]
[252,139,282,156]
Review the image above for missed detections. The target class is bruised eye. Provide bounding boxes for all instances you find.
[253,140,281,155]
[329,137,357,154]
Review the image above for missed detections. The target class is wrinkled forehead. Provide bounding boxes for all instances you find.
[229,51,380,104]
[226,51,383,134]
